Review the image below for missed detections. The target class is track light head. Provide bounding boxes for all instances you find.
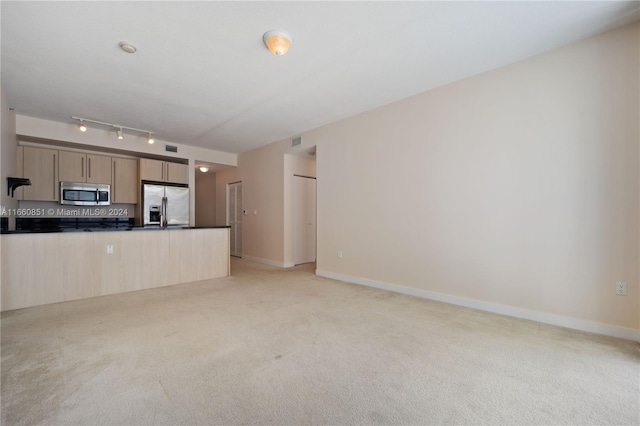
[147,133,155,144]
[116,128,124,140]
[78,120,87,132]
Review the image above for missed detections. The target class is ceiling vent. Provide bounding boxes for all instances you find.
[291,137,302,147]
[165,144,178,153]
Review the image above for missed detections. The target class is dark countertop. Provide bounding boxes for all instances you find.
[1,217,229,234]
[1,226,230,235]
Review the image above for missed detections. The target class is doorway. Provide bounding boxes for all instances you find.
[293,175,316,265]
[227,181,242,257]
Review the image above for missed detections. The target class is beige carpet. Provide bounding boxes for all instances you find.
[1,258,638,425]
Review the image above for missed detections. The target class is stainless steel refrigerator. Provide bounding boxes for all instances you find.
[142,182,190,227]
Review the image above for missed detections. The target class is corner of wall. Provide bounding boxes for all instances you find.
[1,86,18,225]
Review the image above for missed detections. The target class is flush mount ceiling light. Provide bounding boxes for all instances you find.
[119,41,137,54]
[72,116,156,142]
[263,30,293,56]
[199,166,209,173]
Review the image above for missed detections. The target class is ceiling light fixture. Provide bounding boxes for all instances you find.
[72,117,156,142]
[119,41,137,54]
[199,166,209,173]
[263,30,293,56]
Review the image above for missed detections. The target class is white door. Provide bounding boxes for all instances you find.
[227,182,242,257]
[294,175,316,265]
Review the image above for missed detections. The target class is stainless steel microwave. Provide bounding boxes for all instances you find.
[60,182,111,206]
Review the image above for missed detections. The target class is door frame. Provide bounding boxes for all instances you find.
[226,181,242,258]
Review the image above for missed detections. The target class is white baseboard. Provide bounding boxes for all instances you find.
[240,255,295,269]
[316,269,640,342]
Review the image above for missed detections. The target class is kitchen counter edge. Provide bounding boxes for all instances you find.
[1,226,231,235]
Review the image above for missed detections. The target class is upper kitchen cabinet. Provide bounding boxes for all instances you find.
[111,158,138,204]
[23,146,59,201]
[166,162,189,185]
[140,158,188,185]
[139,158,164,182]
[87,154,112,184]
[58,151,112,184]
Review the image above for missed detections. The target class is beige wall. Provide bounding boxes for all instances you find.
[195,171,216,226]
[240,141,289,264]
[306,23,638,331]
[1,85,18,309]
[1,86,18,223]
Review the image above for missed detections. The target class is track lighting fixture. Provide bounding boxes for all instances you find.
[72,116,156,142]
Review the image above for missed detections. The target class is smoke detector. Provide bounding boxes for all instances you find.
[119,41,137,54]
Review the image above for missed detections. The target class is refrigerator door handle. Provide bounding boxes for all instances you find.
[162,196,168,227]
[160,196,164,227]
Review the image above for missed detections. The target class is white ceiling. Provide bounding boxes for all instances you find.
[2,1,638,155]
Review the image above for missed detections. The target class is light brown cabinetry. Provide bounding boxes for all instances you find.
[139,158,164,182]
[87,154,112,184]
[58,151,111,184]
[22,146,58,201]
[111,158,138,204]
[166,162,189,185]
[1,228,230,311]
[139,158,188,184]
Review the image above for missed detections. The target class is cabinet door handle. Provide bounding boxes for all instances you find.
[113,161,116,201]
[81,156,85,178]
[88,158,91,178]
[53,154,56,199]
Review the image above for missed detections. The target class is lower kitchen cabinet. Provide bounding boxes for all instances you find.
[1,228,230,311]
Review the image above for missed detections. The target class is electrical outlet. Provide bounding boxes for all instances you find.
[337,250,343,259]
[107,245,114,254]
[616,281,627,296]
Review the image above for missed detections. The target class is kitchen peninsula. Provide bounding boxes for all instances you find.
[1,226,230,311]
